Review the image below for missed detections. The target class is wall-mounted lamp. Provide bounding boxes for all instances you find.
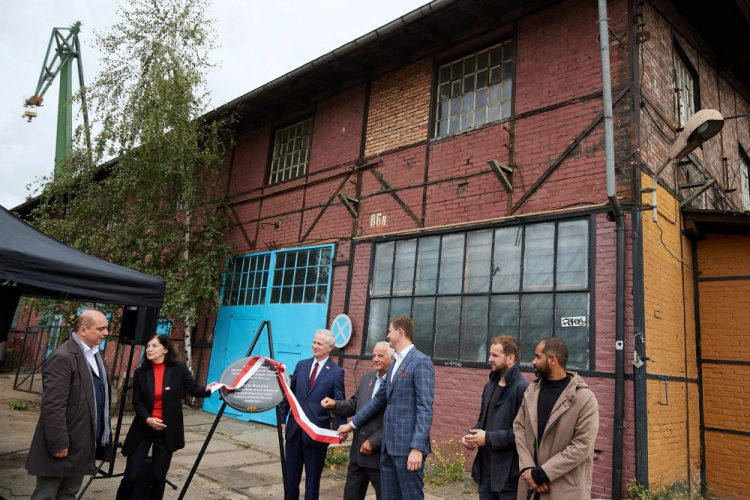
[260,220,282,229]
[645,109,724,221]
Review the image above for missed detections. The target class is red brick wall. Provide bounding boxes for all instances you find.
[365,59,432,157]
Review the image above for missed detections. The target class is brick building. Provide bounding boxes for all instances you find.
[197,0,750,498]
[9,0,750,498]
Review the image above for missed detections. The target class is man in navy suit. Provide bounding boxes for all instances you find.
[337,316,435,500]
[280,329,345,500]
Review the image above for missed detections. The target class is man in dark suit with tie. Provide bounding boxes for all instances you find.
[321,341,393,500]
[280,329,346,500]
[337,316,435,500]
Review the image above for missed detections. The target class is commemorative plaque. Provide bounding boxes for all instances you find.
[219,357,290,413]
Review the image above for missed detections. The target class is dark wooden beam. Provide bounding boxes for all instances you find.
[409,24,451,48]
[458,0,501,25]
[717,50,750,72]
[511,85,631,214]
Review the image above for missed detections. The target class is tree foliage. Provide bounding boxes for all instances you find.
[30,0,235,331]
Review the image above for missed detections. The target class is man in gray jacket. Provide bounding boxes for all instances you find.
[321,341,393,500]
[26,309,112,500]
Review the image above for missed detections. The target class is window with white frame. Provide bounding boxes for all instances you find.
[740,145,750,210]
[434,40,515,138]
[674,53,696,129]
[365,219,592,369]
[269,118,313,184]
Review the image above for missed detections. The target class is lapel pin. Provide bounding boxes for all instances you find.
[165,387,171,390]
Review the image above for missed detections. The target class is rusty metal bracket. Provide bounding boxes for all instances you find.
[338,194,360,219]
[488,160,514,193]
[370,169,423,227]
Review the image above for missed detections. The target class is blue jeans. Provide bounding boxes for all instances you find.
[477,473,517,500]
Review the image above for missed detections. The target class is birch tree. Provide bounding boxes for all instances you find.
[31,0,234,371]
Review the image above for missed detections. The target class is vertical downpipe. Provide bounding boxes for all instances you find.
[598,0,626,498]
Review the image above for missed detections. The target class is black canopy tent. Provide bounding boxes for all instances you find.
[0,205,166,338]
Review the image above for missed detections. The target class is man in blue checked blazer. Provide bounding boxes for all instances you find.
[279,329,346,500]
[338,316,435,500]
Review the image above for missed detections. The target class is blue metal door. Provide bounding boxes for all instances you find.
[203,245,334,425]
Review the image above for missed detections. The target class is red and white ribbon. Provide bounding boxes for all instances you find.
[212,356,341,445]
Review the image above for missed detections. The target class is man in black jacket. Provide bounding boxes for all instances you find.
[461,335,529,500]
[321,341,393,500]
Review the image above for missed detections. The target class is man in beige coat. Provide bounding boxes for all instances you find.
[513,338,599,500]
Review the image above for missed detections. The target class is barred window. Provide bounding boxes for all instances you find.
[674,53,696,129]
[434,40,515,138]
[270,118,313,184]
[365,219,592,369]
[222,254,271,306]
[270,247,332,304]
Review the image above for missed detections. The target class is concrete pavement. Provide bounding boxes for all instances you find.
[0,372,454,499]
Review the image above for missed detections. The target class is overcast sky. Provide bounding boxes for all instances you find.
[0,0,429,209]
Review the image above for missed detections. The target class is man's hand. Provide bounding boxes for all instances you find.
[464,429,486,447]
[460,435,476,451]
[521,469,539,490]
[52,448,69,459]
[337,423,353,439]
[407,449,423,471]
[535,483,550,493]
[281,423,286,434]
[360,439,372,455]
[146,417,166,431]
[320,397,336,409]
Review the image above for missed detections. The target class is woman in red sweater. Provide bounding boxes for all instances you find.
[116,334,216,500]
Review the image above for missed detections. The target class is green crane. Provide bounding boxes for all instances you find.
[23,21,92,176]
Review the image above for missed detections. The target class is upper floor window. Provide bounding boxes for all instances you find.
[270,118,313,184]
[674,52,696,129]
[740,145,750,210]
[365,218,592,370]
[434,40,515,138]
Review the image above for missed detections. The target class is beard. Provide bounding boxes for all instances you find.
[534,364,550,380]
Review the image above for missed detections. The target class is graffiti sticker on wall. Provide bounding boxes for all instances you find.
[561,316,587,328]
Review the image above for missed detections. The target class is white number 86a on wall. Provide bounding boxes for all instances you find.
[369,213,387,228]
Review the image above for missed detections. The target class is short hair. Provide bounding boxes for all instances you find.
[374,341,395,358]
[315,329,336,347]
[491,335,519,360]
[75,309,104,330]
[390,316,414,341]
[541,337,568,368]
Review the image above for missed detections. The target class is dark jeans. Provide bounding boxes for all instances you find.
[116,428,172,500]
[477,473,517,500]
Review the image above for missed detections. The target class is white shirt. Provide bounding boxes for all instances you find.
[310,357,328,381]
[372,373,386,399]
[390,344,415,382]
[75,333,100,377]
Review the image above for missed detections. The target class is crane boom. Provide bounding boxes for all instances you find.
[24,21,92,176]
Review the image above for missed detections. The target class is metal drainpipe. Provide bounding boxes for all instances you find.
[597,0,626,499]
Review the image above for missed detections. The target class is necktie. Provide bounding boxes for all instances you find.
[308,362,319,389]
